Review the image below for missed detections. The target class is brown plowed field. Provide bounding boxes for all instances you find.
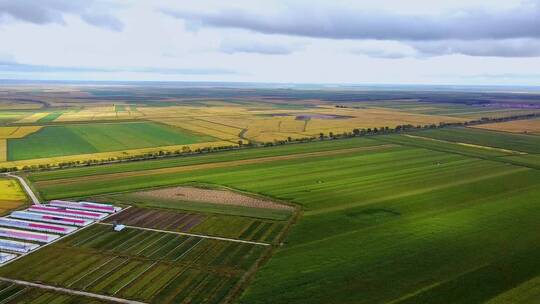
[106,207,206,232]
[135,186,293,210]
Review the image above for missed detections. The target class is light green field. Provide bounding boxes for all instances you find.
[7,122,216,160]
[29,131,540,304]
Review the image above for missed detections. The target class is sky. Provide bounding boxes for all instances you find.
[0,0,539,85]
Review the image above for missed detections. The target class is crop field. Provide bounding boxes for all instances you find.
[104,206,287,243]
[7,122,217,160]
[0,281,105,303]
[0,178,28,215]
[0,224,269,303]
[1,85,540,303]
[472,118,540,135]
[414,127,540,154]
[25,128,540,304]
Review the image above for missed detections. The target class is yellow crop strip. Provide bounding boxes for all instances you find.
[0,139,6,162]
[16,112,49,123]
[0,140,236,169]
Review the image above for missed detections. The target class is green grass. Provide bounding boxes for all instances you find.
[8,121,217,160]
[37,112,64,123]
[416,127,540,153]
[29,137,384,182]
[29,134,540,303]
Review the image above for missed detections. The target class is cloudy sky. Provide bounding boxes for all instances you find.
[0,0,539,85]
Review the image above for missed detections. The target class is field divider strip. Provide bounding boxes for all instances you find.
[113,261,157,296]
[96,222,271,246]
[0,286,27,304]
[67,256,118,288]
[174,238,204,262]
[0,277,146,304]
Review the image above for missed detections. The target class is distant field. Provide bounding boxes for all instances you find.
[7,122,217,160]
[472,118,540,135]
[37,111,64,123]
[415,127,540,154]
[28,133,540,303]
[0,224,269,303]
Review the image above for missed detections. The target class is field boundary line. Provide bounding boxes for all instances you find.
[0,287,27,304]
[175,238,204,262]
[0,277,146,304]
[113,261,157,296]
[97,222,271,246]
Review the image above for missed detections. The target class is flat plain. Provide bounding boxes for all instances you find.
[0,85,539,303]
[24,127,540,304]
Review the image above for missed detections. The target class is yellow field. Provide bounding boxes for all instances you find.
[0,178,28,215]
[0,140,6,162]
[0,126,43,139]
[0,140,236,169]
[471,118,540,135]
[16,112,49,123]
[0,102,470,167]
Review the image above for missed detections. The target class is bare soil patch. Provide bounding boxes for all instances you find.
[137,186,294,211]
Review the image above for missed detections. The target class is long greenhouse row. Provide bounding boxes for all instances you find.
[0,200,121,265]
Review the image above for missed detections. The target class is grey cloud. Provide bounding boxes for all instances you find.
[162,1,540,41]
[0,0,123,31]
[411,39,540,57]
[219,39,301,55]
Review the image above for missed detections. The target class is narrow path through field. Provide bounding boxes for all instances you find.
[0,277,145,304]
[2,173,40,205]
[96,222,271,246]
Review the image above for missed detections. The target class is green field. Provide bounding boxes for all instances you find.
[416,127,540,153]
[7,122,216,160]
[0,281,105,303]
[26,130,540,303]
[0,224,268,303]
[37,112,64,123]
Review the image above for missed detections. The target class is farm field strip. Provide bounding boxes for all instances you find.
[28,137,386,182]
[0,277,143,304]
[35,143,397,189]
[402,134,527,155]
[96,222,271,246]
[103,206,287,243]
[6,122,219,161]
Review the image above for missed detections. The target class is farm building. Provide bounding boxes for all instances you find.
[0,227,59,243]
[0,239,39,253]
[0,252,18,264]
[0,218,77,234]
[10,211,93,227]
[29,205,107,220]
[50,200,121,213]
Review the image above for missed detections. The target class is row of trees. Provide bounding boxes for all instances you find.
[1,112,537,173]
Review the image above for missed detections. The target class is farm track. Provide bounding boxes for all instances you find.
[36,144,397,187]
[0,277,144,304]
[96,223,271,246]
